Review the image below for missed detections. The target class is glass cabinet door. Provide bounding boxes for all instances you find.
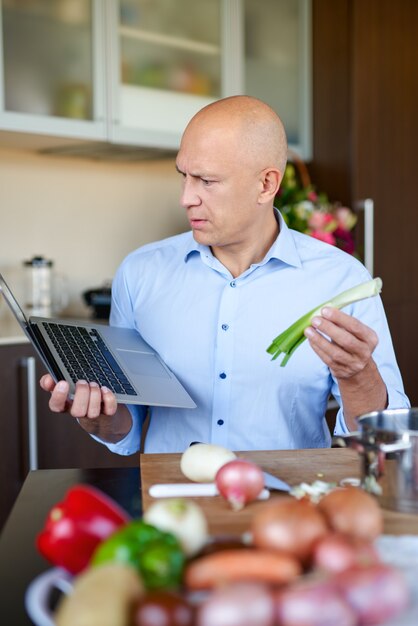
[0,0,106,139]
[111,0,222,148]
[119,0,221,98]
[243,0,311,159]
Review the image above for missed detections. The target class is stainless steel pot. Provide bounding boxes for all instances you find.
[334,408,418,514]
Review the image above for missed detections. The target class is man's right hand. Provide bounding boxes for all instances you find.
[40,374,118,418]
[39,374,132,443]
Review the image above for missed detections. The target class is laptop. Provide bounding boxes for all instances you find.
[0,273,196,409]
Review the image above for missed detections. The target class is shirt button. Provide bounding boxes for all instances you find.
[221,324,229,331]
[217,419,224,426]
[219,372,227,379]
[230,280,236,288]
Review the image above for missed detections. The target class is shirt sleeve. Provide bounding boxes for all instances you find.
[88,404,147,455]
[332,292,410,435]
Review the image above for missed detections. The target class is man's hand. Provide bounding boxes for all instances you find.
[40,374,117,419]
[39,374,132,443]
[304,307,387,428]
[304,306,378,379]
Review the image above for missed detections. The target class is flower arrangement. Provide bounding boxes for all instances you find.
[275,160,357,255]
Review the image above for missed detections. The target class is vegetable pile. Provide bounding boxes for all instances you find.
[34,447,411,626]
[266,277,383,365]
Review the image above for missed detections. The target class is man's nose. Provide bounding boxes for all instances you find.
[180,178,200,208]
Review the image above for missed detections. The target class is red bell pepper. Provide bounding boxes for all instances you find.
[36,484,131,574]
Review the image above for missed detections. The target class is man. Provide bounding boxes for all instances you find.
[40,96,409,453]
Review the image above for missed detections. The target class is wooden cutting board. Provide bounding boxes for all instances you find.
[140,448,418,536]
[140,448,358,536]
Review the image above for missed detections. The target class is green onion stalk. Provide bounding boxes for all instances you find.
[267,277,383,366]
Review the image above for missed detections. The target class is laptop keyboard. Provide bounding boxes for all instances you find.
[42,323,137,396]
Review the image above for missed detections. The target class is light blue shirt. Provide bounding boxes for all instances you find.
[104,211,409,454]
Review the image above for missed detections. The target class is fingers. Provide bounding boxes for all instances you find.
[304,307,378,378]
[43,377,117,419]
[39,373,56,392]
[71,381,117,419]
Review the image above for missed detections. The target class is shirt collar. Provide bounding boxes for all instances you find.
[184,208,302,269]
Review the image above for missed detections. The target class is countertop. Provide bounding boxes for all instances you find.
[0,306,97,345]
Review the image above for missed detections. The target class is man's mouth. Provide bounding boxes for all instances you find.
[189,218,207,229]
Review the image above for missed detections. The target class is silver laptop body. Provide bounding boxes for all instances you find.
[0,273,196,409]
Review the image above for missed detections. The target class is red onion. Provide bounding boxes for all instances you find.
[215,460,264,510]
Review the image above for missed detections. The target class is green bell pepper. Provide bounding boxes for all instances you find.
[90,520,185,590]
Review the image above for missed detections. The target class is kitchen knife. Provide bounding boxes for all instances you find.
[149,483,271,499]
[262,471,291,492]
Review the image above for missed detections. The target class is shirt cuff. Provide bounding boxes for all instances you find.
[88,405,144,456]
[333,385,411,436]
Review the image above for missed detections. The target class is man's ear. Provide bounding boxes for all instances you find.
[258,168,282,203]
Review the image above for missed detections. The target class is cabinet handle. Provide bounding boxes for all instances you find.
[355,198,374,276]
[21,356,38,471]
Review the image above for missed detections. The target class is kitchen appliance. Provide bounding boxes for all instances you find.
[23,255,53,317]
[23,256,67,317]
[82,284,112,319]
[335,408,418,514]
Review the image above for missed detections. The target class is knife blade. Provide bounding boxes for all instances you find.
[262,471,291,492]
[148,483,271,499]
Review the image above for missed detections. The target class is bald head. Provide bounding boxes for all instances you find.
[182,96,288,176]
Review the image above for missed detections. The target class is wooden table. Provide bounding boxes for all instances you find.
[141,448,418,536]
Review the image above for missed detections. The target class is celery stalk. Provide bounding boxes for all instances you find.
[267,277,383,366]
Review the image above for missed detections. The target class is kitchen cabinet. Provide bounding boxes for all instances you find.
[0,0,107,147]
[0,341,138,531]
[0,0,311,158]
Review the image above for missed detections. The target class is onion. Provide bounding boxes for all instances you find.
[317,487,383,542]
[196,582,275,626]
[251,496,329,564]
[312,533,380,574]
[215,460,265,511]
[143,498,208,557]
[335,563,410,625]
[180,444,237,483]
[274,577,357,626]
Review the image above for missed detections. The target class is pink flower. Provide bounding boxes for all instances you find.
[311,230,336,246]
[334,227,356,254]
[307,190,318,202]
[308,211,336,232]
[335,206,357,230]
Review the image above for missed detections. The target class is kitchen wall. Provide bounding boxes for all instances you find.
[0,148,188,318]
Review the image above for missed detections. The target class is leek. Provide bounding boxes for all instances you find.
[267,277,383,366]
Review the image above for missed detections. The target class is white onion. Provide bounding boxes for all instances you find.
[180,443,237,483]
[143,498,209,556]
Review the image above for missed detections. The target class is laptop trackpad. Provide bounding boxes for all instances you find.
[118,350,170,378]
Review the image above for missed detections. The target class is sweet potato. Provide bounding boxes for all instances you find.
[184,548,301,591]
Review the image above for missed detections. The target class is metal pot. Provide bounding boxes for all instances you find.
[334,408,418,514]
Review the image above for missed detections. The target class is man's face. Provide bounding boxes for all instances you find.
[175,122,264,252]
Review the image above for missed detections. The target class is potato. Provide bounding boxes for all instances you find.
[180,443,237,482]
[55,563,143,626]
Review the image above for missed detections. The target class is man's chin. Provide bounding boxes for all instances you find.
[192,230,211,246]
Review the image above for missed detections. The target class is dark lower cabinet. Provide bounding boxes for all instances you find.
[0,342,138,530]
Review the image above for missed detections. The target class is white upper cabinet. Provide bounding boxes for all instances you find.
[109,0,222,149]
[0,0,311,158]
[0,0,107,146]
